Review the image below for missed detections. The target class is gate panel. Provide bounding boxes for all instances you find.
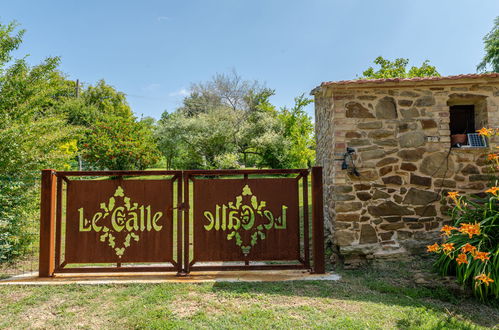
[65,180,174,263]
[193,178,300,262]
[38,168,324,277]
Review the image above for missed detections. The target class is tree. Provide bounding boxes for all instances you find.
[477,16,499,73]
[277,94,315,168]
[156,107,240,169]
[81,116,159,170]
[157,72,273,169]
[235,88,279,167]
[55,79,160,171]
[55,80,133,127]
[54,97,98,127]
[82,80,134,119]
[177,91,222,117]
[0,20,161,262]
[0,21,78,262]
[0,21,78,175]
[190,69,263,111]
[155,112,187,169]
[361,56,440,79]
[155,72,315,170]
[178,70,268,116]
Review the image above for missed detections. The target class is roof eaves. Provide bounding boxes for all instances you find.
[311,73,499,95]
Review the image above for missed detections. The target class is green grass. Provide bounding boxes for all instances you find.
[3,173,497,327]
[1,258,498,329]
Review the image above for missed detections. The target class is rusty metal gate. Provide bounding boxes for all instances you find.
[38,168,324,277]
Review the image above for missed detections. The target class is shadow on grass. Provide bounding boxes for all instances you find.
[209,259,499,328]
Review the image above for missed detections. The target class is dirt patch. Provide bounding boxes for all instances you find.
[12,287,115,329]
[170,288,365,320]
[22,298,65,328]
[172,292,224,318]
[1,290,30,304]
[172,300,202,318]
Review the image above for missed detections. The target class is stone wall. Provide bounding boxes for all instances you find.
[313,79,499,267]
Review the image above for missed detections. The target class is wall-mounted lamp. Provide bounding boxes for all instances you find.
[341,147,360,176]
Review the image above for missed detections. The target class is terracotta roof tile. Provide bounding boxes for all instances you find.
[319,73,499,87]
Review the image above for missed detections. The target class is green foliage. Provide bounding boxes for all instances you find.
[178,91,223,117]
[213,153,240,169]
[0,177,36,262]
[155,112,189,169]
[54,79,160,171]
[55,97,98,127]
[477,16,499,73]
[277,94,315,168]
[361,56,440,79]
[0,22,24,67]
[0,21,78,262]
[82,116,159,170]
[157,106,240,169]
[156,72,315,169]
[433,192,499,301]
[235,88,284,168]
[82,80,134,120]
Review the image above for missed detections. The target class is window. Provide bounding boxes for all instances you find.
[450,105,475,135]
[448,95,488,148]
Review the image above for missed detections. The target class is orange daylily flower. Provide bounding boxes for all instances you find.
[487,153,498,160]
[475,273,495,286]
[473,251,491,262]
[441,243,454,253]
[477,127,494,137]
[459,223,481,238]
[461,243,477,254]
[440,225,457,236]
[427,243,440,253]
[447,192,460,204]
[485,187,499,196]
[456,253,468,265]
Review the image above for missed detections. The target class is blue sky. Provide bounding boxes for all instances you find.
[1,0,498,119]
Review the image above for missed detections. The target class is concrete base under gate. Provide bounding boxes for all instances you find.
[0,270,340,285]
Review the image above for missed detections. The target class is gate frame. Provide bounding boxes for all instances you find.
[39,167,325,277]
[182,168,310,274]
[39,170,183,276]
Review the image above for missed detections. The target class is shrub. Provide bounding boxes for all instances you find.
[82,116,160,170]
[0,177,38,262]
[213,153,240,169]
[0,118,79,263]
[428,128,499,301]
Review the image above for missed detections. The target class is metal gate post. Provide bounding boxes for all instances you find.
[183,172,190,274]
[39,169,57,277]
[176,174,185,275]
[311,166,325,274]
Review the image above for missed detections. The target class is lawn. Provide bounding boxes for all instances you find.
[1,258,498,329]
[2,172,497,328]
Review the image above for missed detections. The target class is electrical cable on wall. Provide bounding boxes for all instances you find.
[338,139,455,222]
[338,143,453,217]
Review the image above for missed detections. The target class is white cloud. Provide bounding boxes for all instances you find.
[157,16,169,22]
[169,88,190,97]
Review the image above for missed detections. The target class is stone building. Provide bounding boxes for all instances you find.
[312,73,499,267]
